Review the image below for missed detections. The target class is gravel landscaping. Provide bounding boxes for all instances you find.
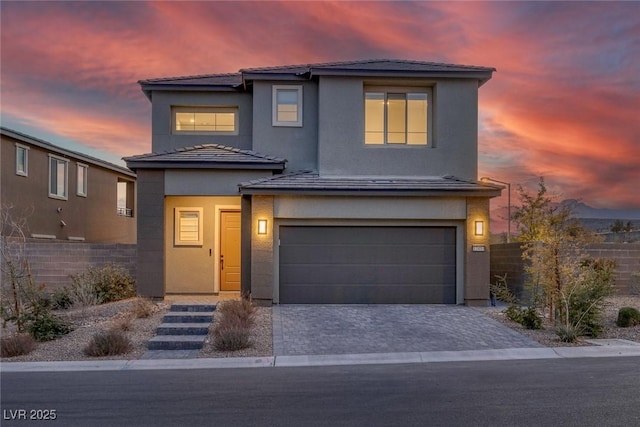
[1,296,637,362]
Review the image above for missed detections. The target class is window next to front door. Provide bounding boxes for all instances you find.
[365,88,430,145]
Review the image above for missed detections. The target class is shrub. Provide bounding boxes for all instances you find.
[131,298,155,319]
[555,323,582,343]
[70,280,100,308]
[218,299,256,329]
[212,316,252,351]
[51,287,74,310]
[616,307,640,328]
[1,334,36,357]
[70,265,135,304]
[26,310,71,342]
[83,330,132,356]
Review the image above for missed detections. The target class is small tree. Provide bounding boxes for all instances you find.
[512,178,603,323]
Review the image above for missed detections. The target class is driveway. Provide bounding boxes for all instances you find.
[272,305,542,356]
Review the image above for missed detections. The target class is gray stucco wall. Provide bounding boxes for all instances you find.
[150,91,253,153]
[135,169,165,298]
[317,77,479,179]
[252,81,318,171]
[164,170,272,196]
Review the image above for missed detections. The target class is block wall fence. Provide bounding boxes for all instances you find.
[490,242,640,297]
[1,238,136,291]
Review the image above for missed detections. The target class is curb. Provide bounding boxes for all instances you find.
[2,346,640,373]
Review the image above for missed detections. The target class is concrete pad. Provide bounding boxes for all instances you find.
[553,346,640,358]
[275,352,423,367]
[418,348,559,363]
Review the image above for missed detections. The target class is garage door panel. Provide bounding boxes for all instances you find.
[280,244,454,265]
[279,226,456,304]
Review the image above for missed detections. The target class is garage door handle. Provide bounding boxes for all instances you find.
[220,254,224,270]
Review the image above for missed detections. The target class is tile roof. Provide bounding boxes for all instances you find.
[139,59,495,91]
[241,59,495,75]
[240,171,503,196]
[123,144,286,170]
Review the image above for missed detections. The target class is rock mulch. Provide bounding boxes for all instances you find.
[483,295,640,347]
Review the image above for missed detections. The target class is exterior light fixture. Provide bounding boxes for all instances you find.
[257,219,268,235]
[474,220,484,236]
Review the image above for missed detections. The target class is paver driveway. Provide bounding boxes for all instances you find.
[272,305,542,356]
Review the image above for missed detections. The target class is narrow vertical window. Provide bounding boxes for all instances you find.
[272,85,303,127]
[364,93,385,144]
[77,163,88,197]
[16,144,29,176]
[48,155,69,200]
[117,179,134,217]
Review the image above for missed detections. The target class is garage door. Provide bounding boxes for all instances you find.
[279,226,456,304]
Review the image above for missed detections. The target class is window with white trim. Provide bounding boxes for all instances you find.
[174,207,203,246]
[16,144,29,176]
[48,155,69,200]
[77,163,88,197]
[172,106,238,134]
[273,85,303,127]
[365,88,430,145]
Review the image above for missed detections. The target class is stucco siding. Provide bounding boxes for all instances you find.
[251,81,318,171]
[165,170,271,196]
[317,76,479,178]
[151,91,253,152]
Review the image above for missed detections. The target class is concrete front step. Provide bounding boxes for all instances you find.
[170,303,217,313]
[163,312,214,323]
[156,323,210,336]
[148,335,207,350]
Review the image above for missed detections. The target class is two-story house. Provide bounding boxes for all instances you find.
[1,127,136,243]
[125,59,502,305]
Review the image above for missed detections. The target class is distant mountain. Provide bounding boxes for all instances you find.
[489,200,640,235]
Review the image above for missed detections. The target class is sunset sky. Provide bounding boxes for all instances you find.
[1,1,638,213]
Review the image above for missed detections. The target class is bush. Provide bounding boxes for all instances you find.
[83,330,132,356]
[70,265,135,304]
[616,307,640,328]
[218,299,256,329]
[505,306,543,330]
[70,280,100,308]
[131,298,155,319]
[112,315,134,332]
[27,310,71,342]
[555,323,582,343]
[1,334,36,357]
[51,287,74,310]
[212,316,252,351]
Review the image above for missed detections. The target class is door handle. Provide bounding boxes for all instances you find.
[220,254,224,270]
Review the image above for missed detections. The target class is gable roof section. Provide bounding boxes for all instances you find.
[1,127,135,178]
[123,144,287,171]
[240,171,502,197]
[139,59,496,97]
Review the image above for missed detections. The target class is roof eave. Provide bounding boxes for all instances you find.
[125,161,286,171]
[239,187,502,197]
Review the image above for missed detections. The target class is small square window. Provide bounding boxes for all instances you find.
[48,155,69,200]
[174,207,203,246]
[16,144,29,176]
[272,85,303,127]
[77,163,88,197]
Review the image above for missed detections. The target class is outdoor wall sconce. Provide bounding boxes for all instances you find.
[474,220,485,236]
[257,219,268,235]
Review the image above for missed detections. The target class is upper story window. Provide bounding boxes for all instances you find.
[117,179,135,217]
[172,106,238,134]
[273,85,303,127]
[16,144,29,176]
[48,155,69,200]
[365,88,430,145]
[76,163,88,197]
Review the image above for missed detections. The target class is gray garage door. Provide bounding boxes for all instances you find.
[279,226,456,304]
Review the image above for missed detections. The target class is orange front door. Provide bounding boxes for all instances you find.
[220,211,241,291]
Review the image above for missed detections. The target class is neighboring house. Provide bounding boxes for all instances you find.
[125,59,502,305]
[1,127,136,243]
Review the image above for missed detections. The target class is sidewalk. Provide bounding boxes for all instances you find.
[3,343,640,373]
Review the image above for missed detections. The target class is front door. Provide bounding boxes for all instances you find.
[220,211,241,291]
